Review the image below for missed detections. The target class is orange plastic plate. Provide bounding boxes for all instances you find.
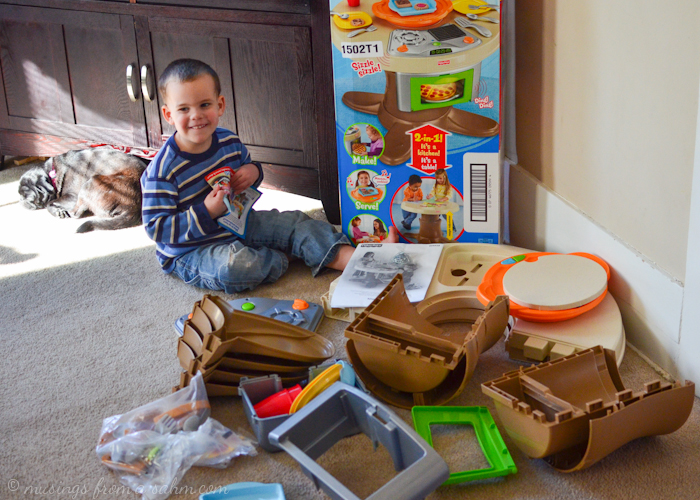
[476,252,610,322]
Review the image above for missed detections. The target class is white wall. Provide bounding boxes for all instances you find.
[677,78,700,388]
[515,0,700,281]
[511,0,700,384]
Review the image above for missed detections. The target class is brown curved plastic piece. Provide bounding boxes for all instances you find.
[345,275,509,408]
[190,304,214,334]
[176,294,334,394]
[186,295,333,366]
[202,333,333,367]
[481,345,695,472]
[178,338,311,374]
[178,348,309,392]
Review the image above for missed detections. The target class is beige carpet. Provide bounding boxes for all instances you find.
[1,159,699,500]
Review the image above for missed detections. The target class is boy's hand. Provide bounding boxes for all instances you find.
[204,184,229,219]
[229,163,260,194]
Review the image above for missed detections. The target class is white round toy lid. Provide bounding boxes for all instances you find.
[502,254,608,311]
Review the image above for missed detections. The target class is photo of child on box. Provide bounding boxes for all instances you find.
[330,0,502,244]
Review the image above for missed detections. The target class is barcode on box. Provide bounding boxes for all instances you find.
[462,152,499,237]
[470,164,487,222]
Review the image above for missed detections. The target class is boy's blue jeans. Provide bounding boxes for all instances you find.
[401,209,417,226]
[171,210,350,293]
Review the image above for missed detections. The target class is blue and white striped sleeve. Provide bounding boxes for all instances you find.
[141,166,217,246]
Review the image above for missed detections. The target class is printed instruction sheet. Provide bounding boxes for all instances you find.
[331,243,443,308]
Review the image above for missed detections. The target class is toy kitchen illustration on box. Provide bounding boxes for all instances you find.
[330,0,503,245]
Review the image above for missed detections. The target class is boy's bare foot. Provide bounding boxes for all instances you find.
[386,226,399,243]
[327,245,355,271]
[327,227,400,271]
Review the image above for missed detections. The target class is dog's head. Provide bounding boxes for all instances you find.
[18,162,57,210]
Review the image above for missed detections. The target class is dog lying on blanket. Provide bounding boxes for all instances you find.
[18,148,146,233]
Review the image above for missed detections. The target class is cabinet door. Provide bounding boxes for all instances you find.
[0,5,147,147]
[146,17,318,195]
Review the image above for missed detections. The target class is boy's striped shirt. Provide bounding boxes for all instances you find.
[141,128,263,272]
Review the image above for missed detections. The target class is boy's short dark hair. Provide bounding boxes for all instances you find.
[408,174,422,185]
[158,59,221,100]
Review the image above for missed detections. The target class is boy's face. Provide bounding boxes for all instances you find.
[410,182,421,192]
[161,74,225,154]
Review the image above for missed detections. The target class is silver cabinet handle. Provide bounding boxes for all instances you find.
[141,65,154,102]
[126,64,139,102]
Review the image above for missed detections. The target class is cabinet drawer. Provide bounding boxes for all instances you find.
[136,0,310,14]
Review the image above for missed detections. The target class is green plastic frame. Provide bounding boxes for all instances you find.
[411,406,517,485]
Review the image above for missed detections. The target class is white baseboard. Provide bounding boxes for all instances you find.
[508,164,684,377]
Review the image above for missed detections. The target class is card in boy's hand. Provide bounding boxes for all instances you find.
[205,166,261,238]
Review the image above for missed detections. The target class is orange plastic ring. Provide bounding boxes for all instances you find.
[476,252,610,323]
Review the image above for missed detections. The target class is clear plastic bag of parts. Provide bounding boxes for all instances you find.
[96,373,257,500]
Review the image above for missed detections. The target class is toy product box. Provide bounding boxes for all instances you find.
[330,0,503,245]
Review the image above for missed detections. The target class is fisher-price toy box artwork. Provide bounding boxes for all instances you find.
[330,0,502,245]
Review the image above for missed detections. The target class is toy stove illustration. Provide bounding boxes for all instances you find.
[342,23,498,166]
[387,25,482,57]
[388,25,482,113]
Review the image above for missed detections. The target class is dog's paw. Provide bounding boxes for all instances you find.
[48,205,71,219]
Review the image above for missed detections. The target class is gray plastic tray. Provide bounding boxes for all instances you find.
[268,383,449,500]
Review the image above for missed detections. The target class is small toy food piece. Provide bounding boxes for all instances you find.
[395,0,412,7]
[420,82,458,102]
[358,187,379,196]
[414,2,430,10]
[351,17,365,26]
[352,143,366,155]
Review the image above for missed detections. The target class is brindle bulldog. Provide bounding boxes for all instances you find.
[18,148,147,233]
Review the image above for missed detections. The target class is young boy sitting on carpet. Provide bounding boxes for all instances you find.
[141,58,397,293]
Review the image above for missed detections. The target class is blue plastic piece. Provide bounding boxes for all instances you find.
[199,482,285,500]
[337,360,356,387]
[269,383,449,500]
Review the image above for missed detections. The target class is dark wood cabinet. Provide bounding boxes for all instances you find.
[0,0,340,223]
[0,4,147,147]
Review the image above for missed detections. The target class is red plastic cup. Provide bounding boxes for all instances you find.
[348,0,360,7]
[253,384,303,418]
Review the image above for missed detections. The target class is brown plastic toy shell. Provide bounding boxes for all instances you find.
[481,345,695,472]
[175,294,333,394]
[177,338,311,374]
[345,275,509,408]
[182,295,333,364]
